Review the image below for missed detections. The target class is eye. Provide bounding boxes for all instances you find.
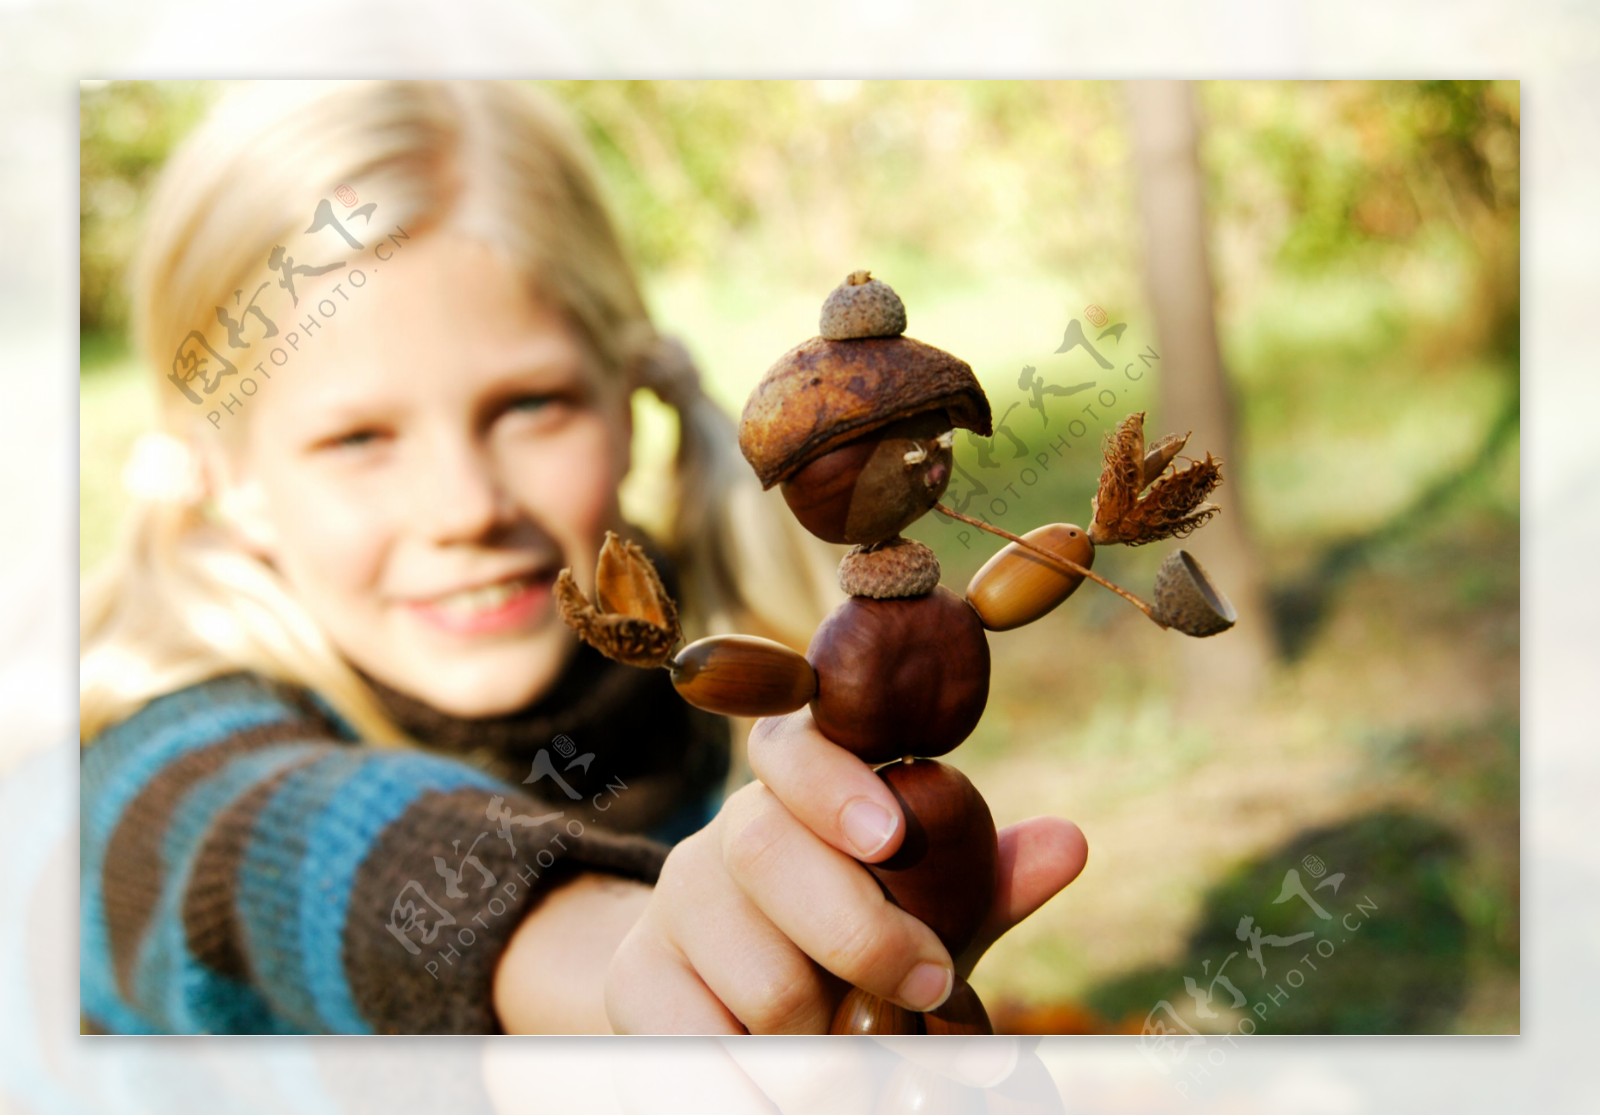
[499,392,577,428]
[507,393,559,414]
[312,426,390,453]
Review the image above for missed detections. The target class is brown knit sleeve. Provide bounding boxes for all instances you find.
[335,785,669,1033]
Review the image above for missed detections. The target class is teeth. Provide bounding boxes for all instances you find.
[429,577,534,618]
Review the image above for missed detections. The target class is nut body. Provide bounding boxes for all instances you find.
[867,758,998,956]
[966,523,1096,631]
[669,635,817,717]
[780,412,953,545]
[806,587,990,763]
[831,987,925,1035]
[923,977,994,1035]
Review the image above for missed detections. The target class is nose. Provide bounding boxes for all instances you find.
[417,434,514,545]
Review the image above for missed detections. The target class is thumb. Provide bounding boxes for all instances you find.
[958,816,1089,976]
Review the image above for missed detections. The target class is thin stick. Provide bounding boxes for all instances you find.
[935,503,1167,626]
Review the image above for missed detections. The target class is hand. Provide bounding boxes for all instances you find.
[605,707,1088,1034]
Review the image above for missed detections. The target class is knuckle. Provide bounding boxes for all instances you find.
[653,831,700,896]
[824,905,906,988]
[741,965,822,1035]
[720,786,789,882]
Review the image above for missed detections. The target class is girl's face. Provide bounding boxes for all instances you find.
[217,231,632,717]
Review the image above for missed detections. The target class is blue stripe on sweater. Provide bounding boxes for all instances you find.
[81,680,308,1034]
[135,742,326,1033]
[238,750,503,1032]
[81,682,294,850]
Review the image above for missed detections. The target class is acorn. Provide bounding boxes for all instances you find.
[806,587,990,763]
[830,980,994,1037]
[668,635,817,717]
[867,758,998,957]
[966,523,1096,631]
[831,986,926,1035]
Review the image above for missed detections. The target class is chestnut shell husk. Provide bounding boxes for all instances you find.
[739,335,992,489]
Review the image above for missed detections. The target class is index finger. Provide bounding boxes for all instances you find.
[746,707,907,863]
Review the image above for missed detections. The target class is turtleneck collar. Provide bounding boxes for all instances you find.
[351,529,731,835]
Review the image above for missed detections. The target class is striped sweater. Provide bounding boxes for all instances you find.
[80,646,730,1035]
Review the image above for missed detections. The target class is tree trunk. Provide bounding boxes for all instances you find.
[1124,81,1275,705]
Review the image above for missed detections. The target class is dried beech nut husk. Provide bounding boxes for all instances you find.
[819,270,908,340]
[868,758,998,957]
[965,523,1096,631]
[806,587,990,763]
[555,532,682,668]
[1151,549,1237,637]
[669,635,817,718]
[831,986,925,1035]
[780,412,953,545]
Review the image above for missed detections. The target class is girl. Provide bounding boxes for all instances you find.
[80,79,1088,1034]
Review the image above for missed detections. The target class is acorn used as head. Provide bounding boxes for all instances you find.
[739,272,993,545]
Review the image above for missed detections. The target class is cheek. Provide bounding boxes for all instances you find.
[262,469,393,597]
[504,415,626,543]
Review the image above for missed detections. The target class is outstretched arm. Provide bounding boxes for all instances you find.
[81,672,665,1034]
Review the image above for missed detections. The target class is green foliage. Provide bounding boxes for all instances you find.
[79,81,217,339]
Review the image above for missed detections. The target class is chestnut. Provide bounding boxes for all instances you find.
[922,976,995,1035]
[868,758,998,957]
[806,587,990,763]
[780,411,954,545]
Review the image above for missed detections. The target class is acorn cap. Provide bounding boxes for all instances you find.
[820,270,907,339]
[739,335,992,489]
[1151,549,1237,637]
[838,537,943,599]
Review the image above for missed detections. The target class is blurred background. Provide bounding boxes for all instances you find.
[79,79,1519,1036]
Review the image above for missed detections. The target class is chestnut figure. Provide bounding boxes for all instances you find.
[807,587,990,763]
[553,271,1240,1037]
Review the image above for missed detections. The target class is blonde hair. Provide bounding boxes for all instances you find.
[81,80,842,743]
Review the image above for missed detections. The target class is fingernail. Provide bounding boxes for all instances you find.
[897,962,954,1013]
[841,798,897,858]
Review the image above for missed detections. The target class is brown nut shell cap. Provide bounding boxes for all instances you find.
[838,537,942,599]
[739,335,993,489]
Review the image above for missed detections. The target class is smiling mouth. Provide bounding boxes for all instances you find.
[405,570,557,633]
